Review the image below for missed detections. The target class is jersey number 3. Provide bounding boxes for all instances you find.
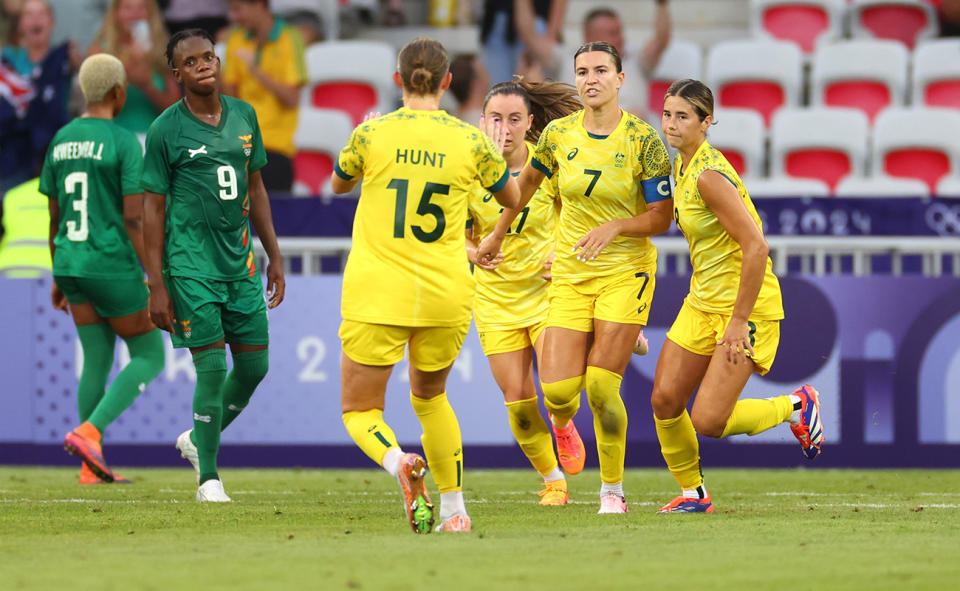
[388,178,449,243]
[65,172,89,242]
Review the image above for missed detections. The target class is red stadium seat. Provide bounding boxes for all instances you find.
[871,108,960,192]
[771,108,870,190]
[848,0,939,49]
[708,108,766,178]
[811,40,908,122]
[750,0,845,54]
[706,40,803,126]
[646,41,702,117]
[912,39,960,110]
[302,41,397,126]
[292,108,355,196]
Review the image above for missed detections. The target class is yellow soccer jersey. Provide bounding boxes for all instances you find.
[531,109,671,281]
[673,141,784,320]
[467,142,559,330]
[336,107,510,326]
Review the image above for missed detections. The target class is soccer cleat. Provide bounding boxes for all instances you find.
[657,495,715,513]
[196,479,232,502]
[598,493,629,514]
[537,480,569,506]
[396,453,434,534]
[435,513,472,533]
[633,331,649,356]
[64,428,114,483]
[551,418,586,475]
[176,429,201,483]
[790,385,824,460]
[79,463,134,485]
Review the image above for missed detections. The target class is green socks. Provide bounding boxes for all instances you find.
[87,329,165,432]
[220,349,269,431]
[192,349,228,485]
[75,323,117,423]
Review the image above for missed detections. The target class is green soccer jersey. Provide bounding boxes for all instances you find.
[141,95,268,280]
[39,117,144,279]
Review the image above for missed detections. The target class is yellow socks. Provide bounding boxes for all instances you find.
[654,409,703,490]
[505,397,558,477]
[584,366,627,485]
[720,396,794,438]
[540,375,584,427]
[342,409,399,466]
[411,392,463,493]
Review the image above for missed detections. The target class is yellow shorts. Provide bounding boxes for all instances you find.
[547,265,657,332]
[666,301,781,375]
[339,319,471,372]
[477,319,547,357]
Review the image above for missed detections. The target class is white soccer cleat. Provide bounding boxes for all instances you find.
[176,429,201,483]
[196,479,232,502]
[598,493,629,514]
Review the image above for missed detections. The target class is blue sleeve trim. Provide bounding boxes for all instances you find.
[333,161,354,181]
[465,218,473,229]
[641,175,672,203]
[486,168,509,194]
[715,170,739,190]
[530,157,553,179]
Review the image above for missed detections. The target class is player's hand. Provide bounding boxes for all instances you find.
[717,318,754,365]
[265,257,285,309]
[476,232,505,266]
[541,251,555,280]
[234,48,256,68]
[573,220,622,261]
[51,283,69,314]
[123,46,152,88]
[470,246,503,270]
[148,283,176,333]
[479,116,506,154]
[362,111,381,122]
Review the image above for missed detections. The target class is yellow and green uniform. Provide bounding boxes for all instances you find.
[223,17,307,158]
[467,141,558,337]
[0,178,52,277]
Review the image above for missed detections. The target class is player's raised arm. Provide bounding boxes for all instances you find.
[142,190,174,332]
[247,169,285,308]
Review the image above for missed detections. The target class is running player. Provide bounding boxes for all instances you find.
[467,78,580,506]
[42,53,166,484]
[141,29,286,502]
[653,79,823,514]
[477,41,673,514]
[332,37,519,534]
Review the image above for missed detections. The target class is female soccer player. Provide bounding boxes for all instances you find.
[466,78,580,506]
[331,37,520,534]
[41,53,165,484]
[478,41,673,514]
[652,79,823,514]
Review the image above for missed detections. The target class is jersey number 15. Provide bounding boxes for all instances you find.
[388,178,449,243]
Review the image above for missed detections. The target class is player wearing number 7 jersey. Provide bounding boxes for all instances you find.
[41,53,166,485]
[141,29,286,503]
[332,37,519,534]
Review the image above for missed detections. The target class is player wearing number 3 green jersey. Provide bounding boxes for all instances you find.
[332,38,520,534]
[141,29,285,503]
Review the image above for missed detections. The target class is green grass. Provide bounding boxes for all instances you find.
[1,467,959,590]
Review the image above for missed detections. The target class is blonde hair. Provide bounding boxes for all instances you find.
[79,53,126,103]
[91,0,169,75]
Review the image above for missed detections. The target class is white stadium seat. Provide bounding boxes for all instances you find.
[848,0,939,50]
[835,175,931,198]
[302,40,398,126]
[911,39,960,110]
[706,39,803,126]
[811,39,909,122]
[749,0,845,55]
[292,107,356,197]
[871,107,960,193]
[708,108,767,179]
[770,107,870,190]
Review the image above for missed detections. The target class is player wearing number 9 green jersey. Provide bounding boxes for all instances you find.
[40,53,165,485]
[332,38,520,534]
[142,29,285,503]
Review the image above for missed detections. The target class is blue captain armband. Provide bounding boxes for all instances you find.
[641,175,672,203]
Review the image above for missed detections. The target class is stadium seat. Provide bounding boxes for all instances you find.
[647,41,703,117]
[747,176,831,198]
[708,108,766,178]
[749,0,845,54]
[302,40,397,126]
[911,39,960,110]
[291,107,355,196]
[770,107,870,190]
[834,175,931,197]
[935,175,960,197]
[848,0,939,49]
[706,39,803,126]
[871,107,960,192]
[811,40,908,122]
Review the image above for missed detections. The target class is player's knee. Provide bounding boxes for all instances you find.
[127,328,166,379]
[650,387,685,420]
[232,349,269,387]
[691,410,726,439]
[540,375,584,407]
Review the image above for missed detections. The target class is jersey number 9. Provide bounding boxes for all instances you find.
[217,165,238,200]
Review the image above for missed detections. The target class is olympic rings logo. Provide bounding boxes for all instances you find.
[925,203,960,235]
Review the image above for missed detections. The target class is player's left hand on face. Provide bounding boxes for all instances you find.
[573,221,620,262]
[717,319,754,364]
[265,258,285,309]
[479,116,506,154]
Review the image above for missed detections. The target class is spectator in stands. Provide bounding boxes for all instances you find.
[480,0,564,84]
[448,52,489,124]
[939,0,960,37]
[1,0,24,47]
[0,0,75,191]
[581,2,671,118]
[48,0,109,52]
[89,0,180,139]
[285,9,325,45]
[222,0,307,193]
[163,0,229,38]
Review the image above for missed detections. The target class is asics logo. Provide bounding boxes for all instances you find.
[567,148,578,160]
[188,145,207,158]
[482,193,494,202]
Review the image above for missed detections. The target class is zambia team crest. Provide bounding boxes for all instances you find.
[179,319,192,339]
[239,134,253,156]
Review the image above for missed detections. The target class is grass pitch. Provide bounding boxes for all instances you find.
[1,467,958,590]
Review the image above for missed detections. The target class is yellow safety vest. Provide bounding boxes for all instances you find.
[0,178,52,278]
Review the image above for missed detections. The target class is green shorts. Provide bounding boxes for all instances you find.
[166,274,269,349]
[54,274,148,318]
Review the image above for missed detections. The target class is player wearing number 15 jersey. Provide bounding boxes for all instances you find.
[41,54,165,485]
[332,38,519,534]
[141,29,286,503]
